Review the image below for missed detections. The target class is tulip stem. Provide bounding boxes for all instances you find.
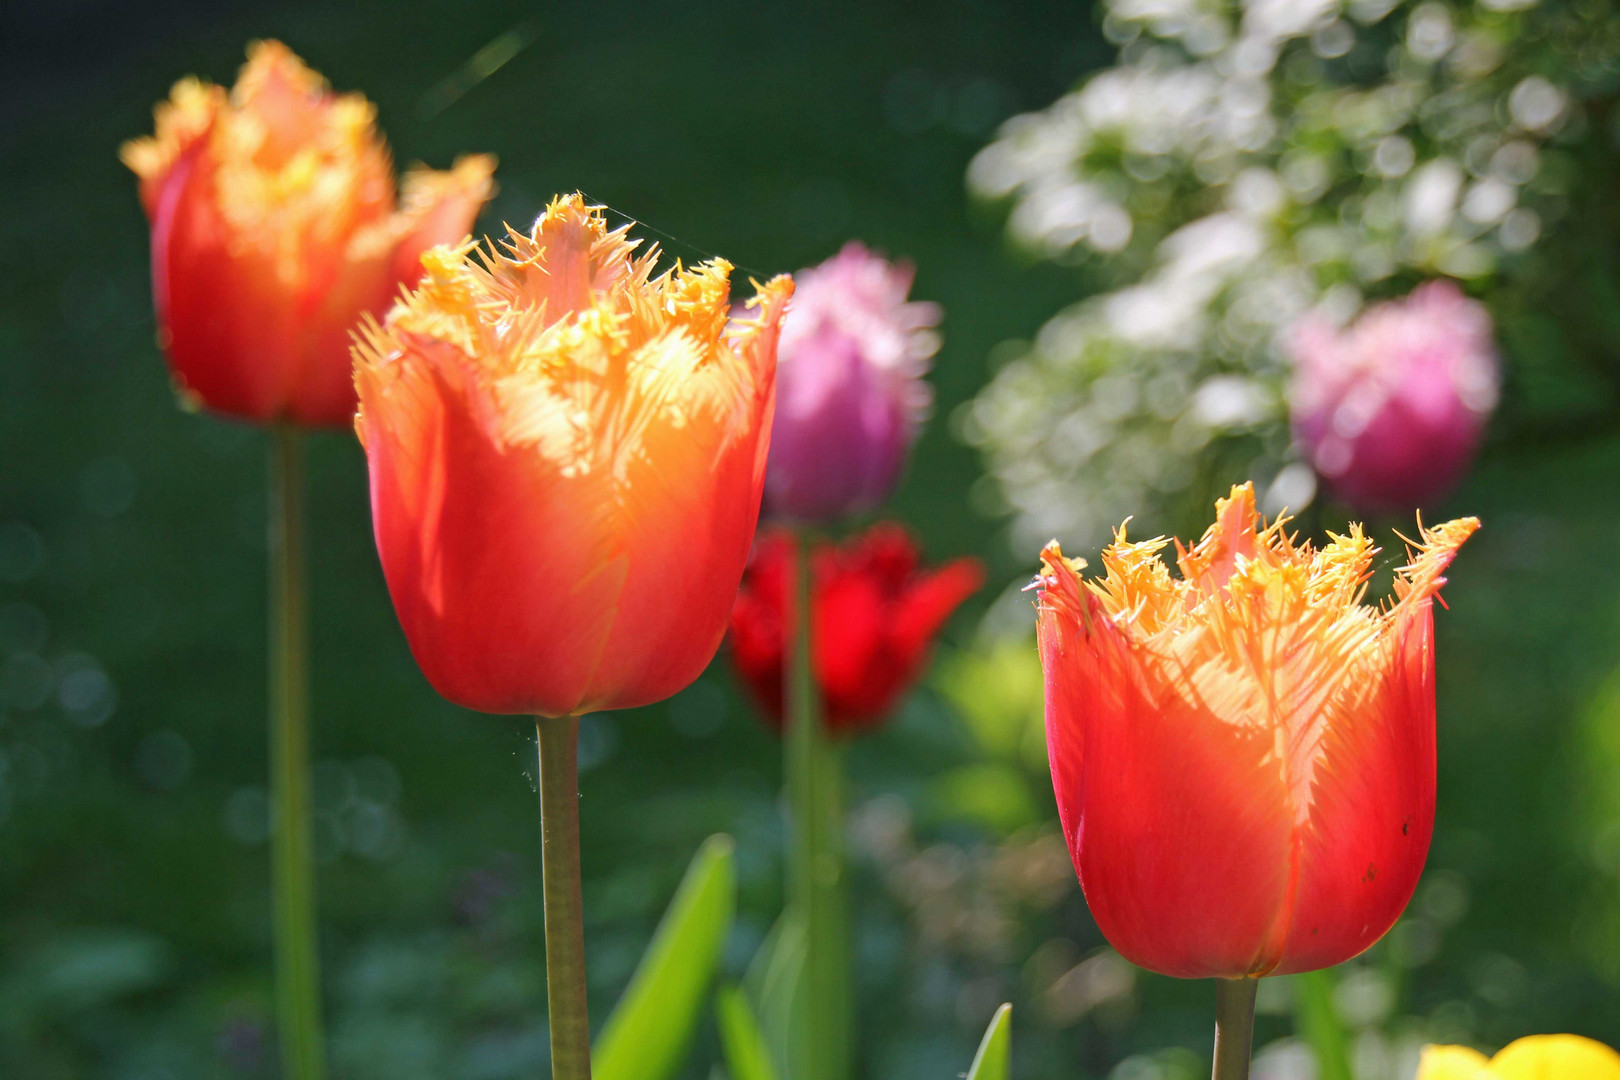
[268,425,326,1080]
[786,531,852,1080]
[537,715,592,1080]
[1212,978,1258,1080]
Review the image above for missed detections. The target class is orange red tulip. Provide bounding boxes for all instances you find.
[1035,483,1476,979]
[122,41,495,426]
[354,195,793,717]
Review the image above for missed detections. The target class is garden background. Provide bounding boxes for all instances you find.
[5,0,1620,1077]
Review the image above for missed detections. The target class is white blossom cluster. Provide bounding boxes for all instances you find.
[964,0,1613,551]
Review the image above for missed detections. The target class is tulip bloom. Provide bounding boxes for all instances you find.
[355,194,793,717]
[1289,280,1499,514]
[763,243,941,523]
[122,41,495,426]
[1035,483,1476,979]
[1418,1036,1620,1079]
[729,523,983,735]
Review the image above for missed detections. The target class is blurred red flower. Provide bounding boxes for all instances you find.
[729,523,983,735]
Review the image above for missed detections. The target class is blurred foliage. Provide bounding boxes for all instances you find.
[964,0,1620,554]
[593,835,735,1080]
[6,0,1620,1078]
[717,983,779,1080]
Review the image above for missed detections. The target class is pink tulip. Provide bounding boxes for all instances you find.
[762,243,940,523]
[1289,281,1499,513]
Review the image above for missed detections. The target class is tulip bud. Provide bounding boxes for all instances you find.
[1289,280,1499,514]
[763,243,940,523]
[122,41,495,427]
[728,523,982,736]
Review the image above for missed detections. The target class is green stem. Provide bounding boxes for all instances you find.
[1212,978,1258,1080]
[268,425,326,1080]
[785,531,851,1080]
[537,716,591,1080]
[1295,969,1353,1080]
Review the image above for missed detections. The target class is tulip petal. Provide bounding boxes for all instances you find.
[150,144,299,418]
[289,156,497,427]
[121,78,222,215]
[586,277,790,710]
[1039,551,1293,979]
[358,334,625,715]
[386,156,498,285]
[893,558,987,658]
[1266,609,1436,974]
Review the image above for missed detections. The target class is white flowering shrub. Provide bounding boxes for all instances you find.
[964,0,1620,549]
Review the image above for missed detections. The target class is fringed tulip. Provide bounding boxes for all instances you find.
[729,523,983,735]
[1289,280,1499,514]
[1418,1035,1620,1079]
[354,194,793,717]
[122,41,495,426]
[1035,483,1477,979]
[763,243,940,523]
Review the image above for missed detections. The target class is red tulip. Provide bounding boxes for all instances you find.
[122,41,495,427]
[1035,483,1476,978]
[354,195,793,717]
[729,523,983,735]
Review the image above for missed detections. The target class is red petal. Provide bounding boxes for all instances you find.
[1269,607,1436,974]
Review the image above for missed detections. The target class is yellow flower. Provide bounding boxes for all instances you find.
[1418,1035,1620,1079]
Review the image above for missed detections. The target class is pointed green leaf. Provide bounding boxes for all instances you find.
[742,908,808,1080]
[716,983,780,1080]
[965,1003,1012,1080]
[1294,970,1353,1080]
[593,834,736,1080]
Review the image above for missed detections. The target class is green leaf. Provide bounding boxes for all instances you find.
[716,983,780,1080]
[965,1003,1012,1080]
[1293,969,1353,1080]
[742,908,808,1080]
[593,834,736,1080]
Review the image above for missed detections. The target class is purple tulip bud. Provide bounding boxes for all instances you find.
[1289,280,1499,514]
[761,242,941,523]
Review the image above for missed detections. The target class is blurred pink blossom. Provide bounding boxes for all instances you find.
[1289,280,1499,514]
[761,242,941,523]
